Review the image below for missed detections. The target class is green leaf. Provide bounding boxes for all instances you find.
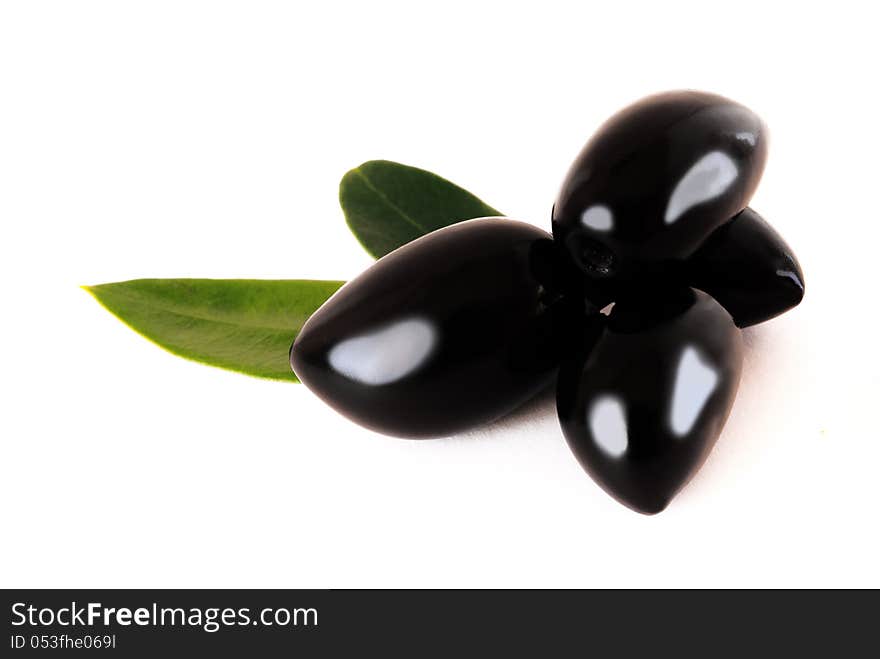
[340,160,502,258]
[84,278,344,381]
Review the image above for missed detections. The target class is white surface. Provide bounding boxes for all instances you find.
[1,0,877,588]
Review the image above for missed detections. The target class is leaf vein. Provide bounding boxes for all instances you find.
[353,167,429,235]
[94,286,301,333]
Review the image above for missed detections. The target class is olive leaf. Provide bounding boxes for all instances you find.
[340,160,502,258]
[85,278,344,381]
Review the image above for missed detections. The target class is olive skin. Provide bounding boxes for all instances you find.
[557,288,743,514]
[552,91,768,304]
[688,207,804,327]
[291,218,578,438]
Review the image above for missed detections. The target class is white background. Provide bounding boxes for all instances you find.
[1,1,878,588]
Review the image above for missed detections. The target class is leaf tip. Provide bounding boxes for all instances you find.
[338,162,366,193]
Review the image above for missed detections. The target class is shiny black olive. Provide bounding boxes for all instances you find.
[291,218,580,438]
[688,207,804,327]
[552,90,768,303]
[557,288,743,514]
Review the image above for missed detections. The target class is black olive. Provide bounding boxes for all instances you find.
[552,90,768,304]
[557,288,743,514]
[688,207,805,327]
[291,218,580,438]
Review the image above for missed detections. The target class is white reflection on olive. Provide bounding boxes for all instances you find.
[328,316,437,386]
[581,204,614,231]
[776,268,804,291]
[589,395,629,458]
[664,150,738,224]
[670,346,719,437]
[735,131,756,146]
